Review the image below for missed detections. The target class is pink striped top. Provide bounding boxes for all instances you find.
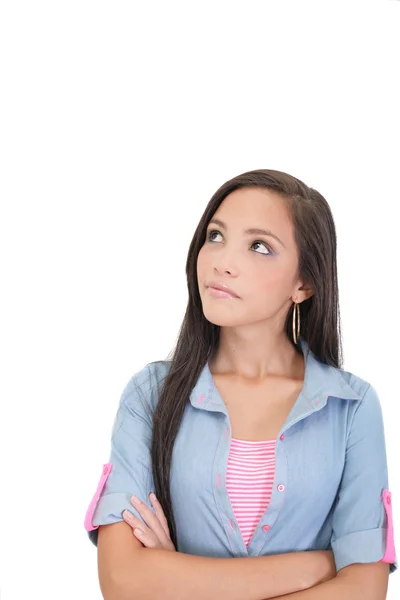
[226,437,277,546]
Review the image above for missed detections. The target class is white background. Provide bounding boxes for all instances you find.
[1,1,399,598]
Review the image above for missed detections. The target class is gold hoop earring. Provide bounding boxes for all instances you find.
[292,300,300,344]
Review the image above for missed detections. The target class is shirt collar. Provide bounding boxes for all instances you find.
[189,336,361,420]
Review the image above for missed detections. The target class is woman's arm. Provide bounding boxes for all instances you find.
[99,522,335,600]
[265,562,390,600]
[116,549,335,600]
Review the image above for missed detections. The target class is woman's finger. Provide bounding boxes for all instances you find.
[122,509,149,534]
[149,493,172,539]
[130,495,171,546]
[123,510,159,548]
[132,526,159,548]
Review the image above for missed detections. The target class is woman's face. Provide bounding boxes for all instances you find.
[197,187,307,329]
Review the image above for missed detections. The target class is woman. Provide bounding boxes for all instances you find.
[84,169,397,600]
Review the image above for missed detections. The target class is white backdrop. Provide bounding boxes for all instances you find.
[1,1,399,598]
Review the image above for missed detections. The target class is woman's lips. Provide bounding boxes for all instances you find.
[207,287,239,299]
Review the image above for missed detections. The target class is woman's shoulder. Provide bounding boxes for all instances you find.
[331,362,377,403]
[121,359,173,415]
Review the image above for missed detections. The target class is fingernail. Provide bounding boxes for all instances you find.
[123,510,132,520]
[150,492,156,501]
[131,495,141,505]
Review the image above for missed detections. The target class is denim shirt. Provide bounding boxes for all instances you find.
[84,337,397,574]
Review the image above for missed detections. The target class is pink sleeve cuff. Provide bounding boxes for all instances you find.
[381,489,396,563]
[84,463,113,532]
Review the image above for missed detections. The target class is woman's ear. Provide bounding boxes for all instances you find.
[294,282,313,303]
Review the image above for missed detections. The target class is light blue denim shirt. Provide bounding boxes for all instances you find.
[84,337,397,574]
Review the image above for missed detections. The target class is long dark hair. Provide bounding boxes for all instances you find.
[150,168,342,549]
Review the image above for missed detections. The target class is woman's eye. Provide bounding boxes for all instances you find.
[207,230,222,242]
[252,241,271,255]
[206,230,272,255]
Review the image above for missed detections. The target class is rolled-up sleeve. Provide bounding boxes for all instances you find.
[330,383,397,574]
[84,371,154,547]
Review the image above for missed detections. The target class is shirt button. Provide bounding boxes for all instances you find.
[280,434,284,440]
[262,524,270,532]
[277,484,285,492]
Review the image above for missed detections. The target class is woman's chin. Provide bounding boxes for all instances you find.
[202,307,244,328]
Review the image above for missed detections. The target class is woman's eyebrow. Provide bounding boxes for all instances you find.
[208,218,285,247]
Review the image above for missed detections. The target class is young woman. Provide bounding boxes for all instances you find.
[84,169,397,600]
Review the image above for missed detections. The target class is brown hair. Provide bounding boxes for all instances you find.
[150,168,342,549]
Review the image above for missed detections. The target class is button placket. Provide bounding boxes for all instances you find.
[249,437,288,556]
[216,422,248,556]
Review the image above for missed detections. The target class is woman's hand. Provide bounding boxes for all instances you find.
[122,492,176,551]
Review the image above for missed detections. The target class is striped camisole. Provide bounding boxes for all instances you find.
[226,437,277,546]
